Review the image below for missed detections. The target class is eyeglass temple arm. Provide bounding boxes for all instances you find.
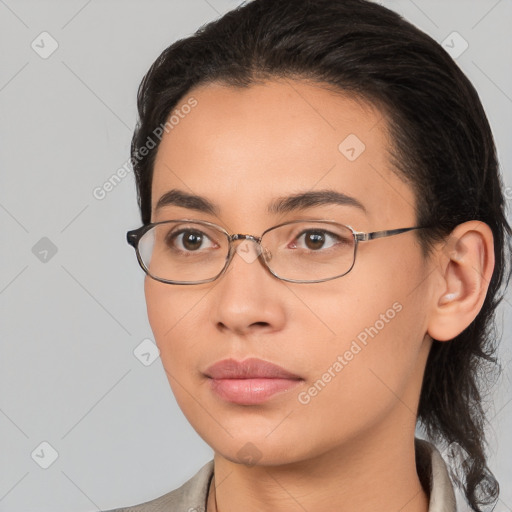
[354,226,423,242]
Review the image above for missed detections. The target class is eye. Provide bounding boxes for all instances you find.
[291,229,346,251]
[166,228,217,252]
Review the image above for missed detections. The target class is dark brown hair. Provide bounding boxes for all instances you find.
[129,0,512,509]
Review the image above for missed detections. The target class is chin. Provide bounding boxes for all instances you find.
[194,420,315,466]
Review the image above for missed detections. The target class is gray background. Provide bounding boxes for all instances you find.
[0,0,510,511]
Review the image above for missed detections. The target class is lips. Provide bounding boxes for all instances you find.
[205,358,302,379]
[204,358,303,405]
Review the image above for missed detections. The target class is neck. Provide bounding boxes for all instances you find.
[209,425,429,512]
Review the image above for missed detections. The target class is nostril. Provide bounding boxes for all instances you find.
[251,321,270,328]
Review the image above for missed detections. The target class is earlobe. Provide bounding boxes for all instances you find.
[427,221,494,342]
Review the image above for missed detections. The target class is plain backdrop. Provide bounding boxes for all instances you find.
[1,1,511,511]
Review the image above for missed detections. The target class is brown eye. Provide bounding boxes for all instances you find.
[304,231,327,250]
[292,229,347,251]
[167,229,213,252]
[180,231,203,251]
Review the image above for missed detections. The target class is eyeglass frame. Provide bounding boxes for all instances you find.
[126,218,428,285]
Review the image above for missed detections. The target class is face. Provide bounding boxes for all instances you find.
[145,79,435,466]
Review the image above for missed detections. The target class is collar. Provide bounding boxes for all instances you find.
[415,438,457,512]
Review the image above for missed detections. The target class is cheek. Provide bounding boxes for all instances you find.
[144,278,210,424]
[144,277,203,369]
[289,292,425,450]
[294,254,428,403]
[144,277,174,339]
[294,282,407,383]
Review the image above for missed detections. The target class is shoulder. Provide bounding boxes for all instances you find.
[104,460,214,512]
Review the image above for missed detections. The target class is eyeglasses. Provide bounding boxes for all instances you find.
[126,218,426,285]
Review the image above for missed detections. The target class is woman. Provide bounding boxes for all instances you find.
[110,0,511,510]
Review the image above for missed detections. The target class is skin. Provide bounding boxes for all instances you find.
[144,79,494,512]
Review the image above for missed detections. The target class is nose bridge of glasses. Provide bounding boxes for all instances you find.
[230,233,261,243]
[229,233,272,264]
[230,233,263,251]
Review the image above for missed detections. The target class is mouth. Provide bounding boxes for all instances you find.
[204,358,304,405]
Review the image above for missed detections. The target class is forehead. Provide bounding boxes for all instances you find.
[151,79,416,228]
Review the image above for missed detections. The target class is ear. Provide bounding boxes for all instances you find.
[427,221,495,342]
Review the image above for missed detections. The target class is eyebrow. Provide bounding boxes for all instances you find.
[155,188,367,215]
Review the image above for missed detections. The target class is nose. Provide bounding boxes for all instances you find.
[210,238,287,336]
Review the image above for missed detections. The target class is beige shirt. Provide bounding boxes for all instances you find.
[107,438,457,512]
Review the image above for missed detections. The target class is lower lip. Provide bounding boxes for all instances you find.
[208,378,303,405]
